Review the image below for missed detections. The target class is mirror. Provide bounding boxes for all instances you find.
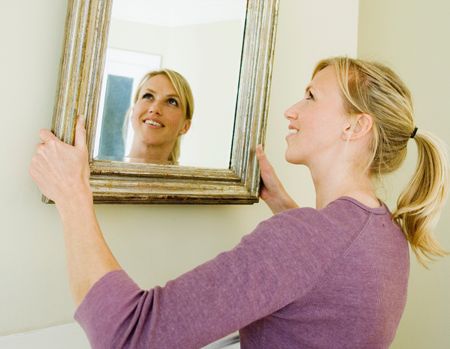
[94,0,247,168]
[49,0,279,204]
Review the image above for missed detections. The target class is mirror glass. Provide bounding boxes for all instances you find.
[93,0,247,168]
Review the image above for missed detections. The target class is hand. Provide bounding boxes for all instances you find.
[30,116,91,205]
[256,145,298,214]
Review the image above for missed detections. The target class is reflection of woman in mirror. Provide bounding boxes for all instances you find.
[125,69,194,164]
[31,57,449,348]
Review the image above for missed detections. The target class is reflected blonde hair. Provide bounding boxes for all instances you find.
[313,57,449,267]
[128,69,194,163]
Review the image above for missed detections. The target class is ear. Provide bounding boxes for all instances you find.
[342,113,373,141]
[179,119,191,135]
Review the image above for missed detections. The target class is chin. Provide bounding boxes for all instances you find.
[285,150,305,165]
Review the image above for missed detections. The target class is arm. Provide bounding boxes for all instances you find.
[256,145,298,214]
[58,192,121,306]
[30,116,121,305]
[74,213,331,349]
[30,119,312,349]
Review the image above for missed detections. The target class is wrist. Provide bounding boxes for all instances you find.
[272,196,298,214]
[55,184,93,216]
[283,197,298,211]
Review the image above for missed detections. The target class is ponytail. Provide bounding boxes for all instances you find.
[314,57,450,267]
[393,131,449,267]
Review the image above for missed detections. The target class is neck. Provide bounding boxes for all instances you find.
[128,140,174,164]
[308,159,378,209]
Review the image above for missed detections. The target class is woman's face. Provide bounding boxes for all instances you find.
[284,65,348,166]
[131,74,190,150]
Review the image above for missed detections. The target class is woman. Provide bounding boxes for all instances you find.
[30,57,448,348]
[125,69,194,164]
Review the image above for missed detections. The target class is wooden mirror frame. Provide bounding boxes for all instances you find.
[48,0,279,204]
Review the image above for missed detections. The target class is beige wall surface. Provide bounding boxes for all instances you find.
[3,1,449,348]
[358,1,450,348]
[0,0,366,341]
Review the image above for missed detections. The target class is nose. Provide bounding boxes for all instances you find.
[148,100,162,115]
[284,102,300,120]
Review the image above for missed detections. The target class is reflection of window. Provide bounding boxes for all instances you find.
[94,49,161,159]
[97,75,132,159]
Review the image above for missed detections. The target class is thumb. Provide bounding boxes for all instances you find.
[39,129,58,143]
[256,144,266,162]
[256,145,273,173]
[74,115,87,149]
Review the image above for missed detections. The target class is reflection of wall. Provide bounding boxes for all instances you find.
[164,21,242,168]
[358,1,450,348]
[108,19,243,168]
[109,20,169,57]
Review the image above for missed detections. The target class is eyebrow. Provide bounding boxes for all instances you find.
[143,88,180,99]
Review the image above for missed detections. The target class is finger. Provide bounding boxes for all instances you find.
[256,145,274,173]
[29,159,43,181]
[74,115,87,149]
[39,129,57,143]
[259,186,268,200]
[35,143,46,155]
[29,156,47,184]
[256,144,264,158]
[256,144,267,164]
[30,151,48,171]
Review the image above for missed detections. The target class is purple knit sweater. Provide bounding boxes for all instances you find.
[75,197,409,348]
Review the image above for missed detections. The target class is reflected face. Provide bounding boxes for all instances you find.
[284,65,348,165]
[131,74,191,149]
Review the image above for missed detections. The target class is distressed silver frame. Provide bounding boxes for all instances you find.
[49,0,279,204]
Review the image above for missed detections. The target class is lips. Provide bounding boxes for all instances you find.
[142,118,164,128]
[287,125,299,135]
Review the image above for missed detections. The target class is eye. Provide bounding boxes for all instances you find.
[142,93,153,100]
[305,90,314,100]
[168,98,179,107]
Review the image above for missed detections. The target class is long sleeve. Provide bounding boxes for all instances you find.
[74,200,388,349]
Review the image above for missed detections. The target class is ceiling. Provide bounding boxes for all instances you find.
[112,0,247,26]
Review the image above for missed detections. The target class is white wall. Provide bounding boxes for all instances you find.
[358,1,450,348]
[109,20,169,56]
[0,0,362,346]
[165,20,244,168]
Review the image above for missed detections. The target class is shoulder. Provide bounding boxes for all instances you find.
[266,197,374,236]
[243,198,386,258]
[229,199,385,293]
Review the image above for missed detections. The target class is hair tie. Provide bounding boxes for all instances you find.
[410,127,418,139]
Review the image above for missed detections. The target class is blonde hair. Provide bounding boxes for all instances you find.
[127,69,194,163]
[313,57,449,266]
